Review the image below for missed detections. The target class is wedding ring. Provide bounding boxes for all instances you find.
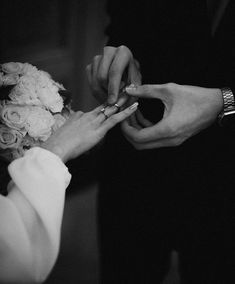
[100,107,106,113]
[102,112,109,120]
[114,103,120,112]
[100,107,109,119]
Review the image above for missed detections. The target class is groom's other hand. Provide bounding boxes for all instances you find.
[122,83,223,149]
[86,45,141,105]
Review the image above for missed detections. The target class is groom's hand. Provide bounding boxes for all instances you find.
[86,45,141,105]
[122,83,223,149]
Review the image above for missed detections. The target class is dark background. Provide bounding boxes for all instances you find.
[0,0,108,283]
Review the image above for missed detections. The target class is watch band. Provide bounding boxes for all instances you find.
[218,87,235,126]
[221,87,235,112]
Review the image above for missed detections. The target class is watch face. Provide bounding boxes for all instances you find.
[221,113,235,128]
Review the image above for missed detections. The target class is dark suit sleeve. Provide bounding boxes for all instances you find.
[207,1,235,91]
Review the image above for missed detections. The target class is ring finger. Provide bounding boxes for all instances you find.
[96,104,123,123]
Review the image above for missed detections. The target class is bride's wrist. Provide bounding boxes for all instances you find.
[41,143,68,163]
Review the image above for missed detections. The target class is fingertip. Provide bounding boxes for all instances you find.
[129,102,139,110]
[107,94,117,105]
[125,85,138,95]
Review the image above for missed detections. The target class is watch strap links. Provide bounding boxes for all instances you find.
[218,87,235,126]
[221,87,235,111]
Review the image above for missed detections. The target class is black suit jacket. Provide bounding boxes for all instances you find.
[99,1,235,283]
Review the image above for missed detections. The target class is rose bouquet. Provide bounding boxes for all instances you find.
[0,62,72,162]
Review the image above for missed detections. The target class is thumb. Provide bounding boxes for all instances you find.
[125,84,154,99]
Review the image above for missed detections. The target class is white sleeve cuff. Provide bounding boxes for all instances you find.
[8,147,71,191]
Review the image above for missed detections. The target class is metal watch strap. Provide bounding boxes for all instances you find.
[221,87,235,112]
[218,87,235,126]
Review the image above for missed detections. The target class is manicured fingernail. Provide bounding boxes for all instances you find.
[129,102,138,110]
[125,84,137,92]
[129,83,137,88]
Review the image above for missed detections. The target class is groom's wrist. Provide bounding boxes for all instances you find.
[218,87,235,127]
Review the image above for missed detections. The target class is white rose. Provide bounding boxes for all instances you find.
[0,72,19,86]
[34,71,64,112]
[9,75,42,106]
[0,124,23,149]
[1,62,24,74]
[0,103,29,134]
[38,87,64,112]
[21,63,38,75]
[2,74,19,86]
[37,70,51,79]
[25,107,55,141]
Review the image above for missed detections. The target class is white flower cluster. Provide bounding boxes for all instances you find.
[0,62,71,161]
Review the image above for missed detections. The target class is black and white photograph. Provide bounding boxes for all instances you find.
[0,0,234,283]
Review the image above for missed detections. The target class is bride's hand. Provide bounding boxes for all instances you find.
[42,102,138,163]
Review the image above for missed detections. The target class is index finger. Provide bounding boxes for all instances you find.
[108,46,133,104]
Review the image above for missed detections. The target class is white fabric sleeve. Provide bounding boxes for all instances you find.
[0,147,71,283]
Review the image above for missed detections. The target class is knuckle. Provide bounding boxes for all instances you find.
[93,55,101,64]
[166,82,177,90]
[104,46,116,53]
[86,64,91,71]
[118,45,132,57]
[118,45,128,51]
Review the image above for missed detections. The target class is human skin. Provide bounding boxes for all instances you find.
[86,45,141,105]
[42,102,138,162]
[87,45,224,149]
[122,83,223,149]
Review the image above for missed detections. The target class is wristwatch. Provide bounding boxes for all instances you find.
[218,87,235,127]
